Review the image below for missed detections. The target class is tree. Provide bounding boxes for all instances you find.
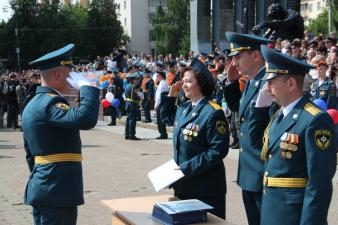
[307,8,338,35]
[0,0,124,70]
[4,0,39,68]
[85,0,124,59]
[152,0,190,56]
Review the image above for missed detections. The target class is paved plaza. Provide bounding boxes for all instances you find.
[0,118,337,225]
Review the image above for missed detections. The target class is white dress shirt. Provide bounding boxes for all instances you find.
[281,96,302,117]
[155,79,169,108]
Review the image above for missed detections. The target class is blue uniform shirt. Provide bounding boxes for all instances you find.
[311,77,337,109]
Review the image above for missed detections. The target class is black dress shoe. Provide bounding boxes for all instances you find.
[143,120,152,123]
[125,136,130,140]
[107,122,116,126]
[130,136,141,140]
[156,136,168,139]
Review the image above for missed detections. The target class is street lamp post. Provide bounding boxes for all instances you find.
[327,0,333,34]
[15,28,20,74]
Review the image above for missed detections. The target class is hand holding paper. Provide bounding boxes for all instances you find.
[148,159,184,192]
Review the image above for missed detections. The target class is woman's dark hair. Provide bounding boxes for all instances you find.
[182,67,215,97]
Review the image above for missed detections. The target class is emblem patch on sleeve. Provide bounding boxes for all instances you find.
[55,102,70,110]
[315,130,331,150]
[216,120,227,135]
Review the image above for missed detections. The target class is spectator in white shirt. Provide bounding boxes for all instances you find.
[155,71,169,139]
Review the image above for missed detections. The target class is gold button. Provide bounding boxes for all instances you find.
[240,148,243,152]
[269,154,272,159]
[241,117,245,122]
[264,171,268,176]
[240,132,243,136]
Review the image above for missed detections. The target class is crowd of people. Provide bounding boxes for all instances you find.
[1,31,337,145]
[0,29,337,225]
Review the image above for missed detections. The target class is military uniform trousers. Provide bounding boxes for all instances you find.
[33,206,77,225]
[125,101,139,138]
[142,92,152,122]
[156,107,167,138]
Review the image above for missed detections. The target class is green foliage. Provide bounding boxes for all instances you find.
[307,7,338,35]
[152,0,190,56]
[0,0,124,70]
[85,0,123,58]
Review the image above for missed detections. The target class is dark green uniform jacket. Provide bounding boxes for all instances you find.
[22,86,100,207]
[250,95,337,225]
[237,68,267,192]
[163,97,229,197]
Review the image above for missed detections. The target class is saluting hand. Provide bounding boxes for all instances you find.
[227,59,241,82]
[169,80,183,97]
[67,72,98,90]
[255,83,274,108]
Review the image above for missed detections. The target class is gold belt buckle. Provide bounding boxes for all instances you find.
[263,176,268,186]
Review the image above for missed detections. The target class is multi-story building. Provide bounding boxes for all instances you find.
[300,0,328,26]
[115,0,168,55]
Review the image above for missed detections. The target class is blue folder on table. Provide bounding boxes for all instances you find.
[150,199,213,225]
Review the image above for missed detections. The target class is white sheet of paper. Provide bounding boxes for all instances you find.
[148,159,185,192]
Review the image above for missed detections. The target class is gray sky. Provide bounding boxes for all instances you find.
[0,0,12,22]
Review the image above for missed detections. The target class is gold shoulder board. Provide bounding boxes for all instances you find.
[48,93,58,97]
[55,102,70,110]
[208,101,221,110]
[304,103,321,116]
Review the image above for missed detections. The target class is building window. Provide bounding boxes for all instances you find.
[317,2,321,10]
[149,14,155,24]
[161,0,167,7]
[300,4,305,11]
[148,0,156,7]
[124,18,127,26]
[124,1,126,10]
[304,3,308,11]
[149,30,155,41]
[148,0,167,8]
[309,3,312,12]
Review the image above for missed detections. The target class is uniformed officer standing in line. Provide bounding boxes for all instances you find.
[22,44,100,225]
[251,45,336,225]
[124,72,141,140]
[224,31,272,225]
[310,61,337,109]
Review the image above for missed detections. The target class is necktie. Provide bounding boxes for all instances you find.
[185,104,193,117]
[276,112,284,124]
[244,79,251,95]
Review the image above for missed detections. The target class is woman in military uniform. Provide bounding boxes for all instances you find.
[310,61,337,109]
[161,59,229,219]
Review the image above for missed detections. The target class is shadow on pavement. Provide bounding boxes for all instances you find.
[0,155,14,159]
[82,144,104,148]
[0,144,22,150]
